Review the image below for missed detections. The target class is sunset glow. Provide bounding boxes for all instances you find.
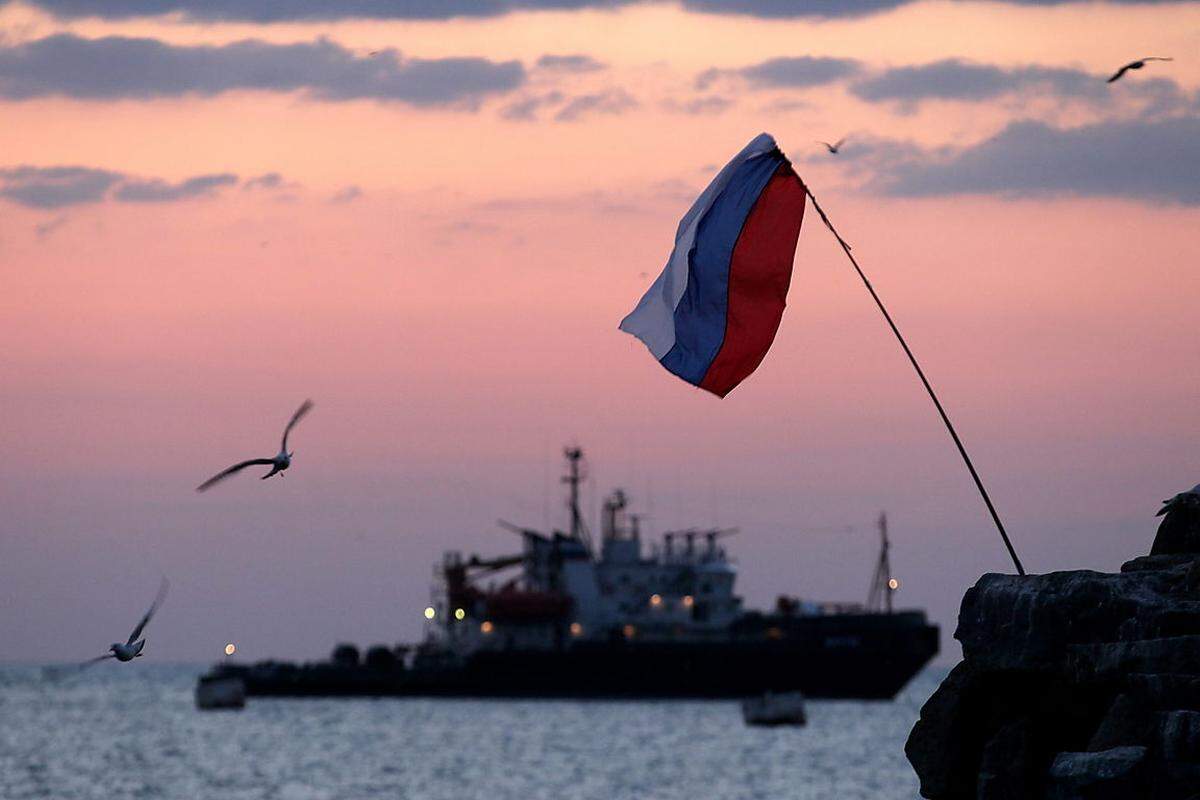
[2,0,1197,662]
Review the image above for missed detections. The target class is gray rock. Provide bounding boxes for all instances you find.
[1120,554,1200,573]
[1152,503,1200,556]
[1068,637,1200,682]
[957,568,1200,674]
[1126,673,1200,711]
[955,571,1132,673]
[1046,747,1147,800]
[977,719,1039,800]
[910,527,1200,799]
[1088,694,1152,751]
[1158,710,1200,761]
[906,662,982,799]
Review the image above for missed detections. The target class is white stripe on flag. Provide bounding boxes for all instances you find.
[619,133,779,360]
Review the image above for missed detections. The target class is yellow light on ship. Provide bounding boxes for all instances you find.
[649,594,662,607]
[480,621,494,634]
[454,608,466,621]
[569,622,583,637]
[623,624,636,639]
[888,578,900,590]
[224,643,236,656]
[682,595,694,608]
[424,606,436,620]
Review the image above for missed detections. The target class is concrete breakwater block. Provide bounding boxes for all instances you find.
[906,505,1200,799]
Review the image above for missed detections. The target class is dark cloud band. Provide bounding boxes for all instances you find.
[850,59,1183,107]
[0,34,525,106]
[867,116,1200,205]
[1,165,249,208]
[698,56,861,91]
[13,0,1193,21]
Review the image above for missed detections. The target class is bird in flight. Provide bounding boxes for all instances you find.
[81,578,169,667]
[196,399,314,492]
[816,137,848,155]
[1107,57,1173,84]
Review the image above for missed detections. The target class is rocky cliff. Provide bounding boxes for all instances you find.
[905,501,1200,799]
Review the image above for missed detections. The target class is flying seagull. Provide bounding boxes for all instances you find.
[817,137,848,155]
[1156,483,1200,517]
[81,578,169,667]
[196,399,314,492]
[1107,57,1173,84]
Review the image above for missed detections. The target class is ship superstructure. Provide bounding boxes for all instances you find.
[425,448,750,657]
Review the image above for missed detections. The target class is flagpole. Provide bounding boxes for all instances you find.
[802,185,1027,577]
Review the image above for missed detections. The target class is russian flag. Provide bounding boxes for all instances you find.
[619,133,807,398]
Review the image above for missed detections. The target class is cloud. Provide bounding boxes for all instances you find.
[681,0,908,17]
[554,88,638,121]
[865,116,1200,205]
[535,54,606,73]
[0,166,122,208]
[682,0,1192,16]
[113,173,237,202]
[0,165,252,208]
[499,90,564,121]
[14,0,1197,21]
[0,34,525,107]
[850,59,1184,110]
[243,172,284,190]
[698,56,861,91]
[18,0,640,21]
[662,95,733,115]
[330,185,362,203]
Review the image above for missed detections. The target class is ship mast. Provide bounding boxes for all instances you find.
[562,446,594,555]
[866,512,895,614]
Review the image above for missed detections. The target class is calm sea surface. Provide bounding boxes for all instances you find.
[0,664,945,800]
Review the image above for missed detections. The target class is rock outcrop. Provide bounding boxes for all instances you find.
[906,512,1200,799]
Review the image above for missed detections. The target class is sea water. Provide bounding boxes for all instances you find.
[0,664,945,800]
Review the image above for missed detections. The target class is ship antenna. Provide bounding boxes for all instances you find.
[563,446,594,555]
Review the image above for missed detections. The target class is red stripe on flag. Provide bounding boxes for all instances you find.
[699,165,806,397]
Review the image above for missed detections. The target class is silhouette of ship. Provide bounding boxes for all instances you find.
[201,447,938,700]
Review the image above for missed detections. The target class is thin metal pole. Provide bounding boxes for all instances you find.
[803,185,1026,576]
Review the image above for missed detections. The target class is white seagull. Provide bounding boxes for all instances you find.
[196,400,314,492]
[817,137,848,155]
[82,578,169,667]
[1156,483,1200,516]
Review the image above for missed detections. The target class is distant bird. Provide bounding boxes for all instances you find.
[196,400,314,492]
[1157,483,1200,517]
[817,137,848,155]
[81,578,169,667]
[1106,57,1173,84]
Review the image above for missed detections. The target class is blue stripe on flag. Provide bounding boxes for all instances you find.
[659,149,786,385]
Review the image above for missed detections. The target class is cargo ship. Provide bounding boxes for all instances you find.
[200,447,938,700]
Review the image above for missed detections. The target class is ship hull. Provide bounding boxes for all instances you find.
[213,612,938,701]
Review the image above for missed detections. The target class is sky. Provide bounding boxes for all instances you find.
[1,0,1198,664]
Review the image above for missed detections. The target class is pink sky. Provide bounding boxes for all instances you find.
[1,0,1198,662]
